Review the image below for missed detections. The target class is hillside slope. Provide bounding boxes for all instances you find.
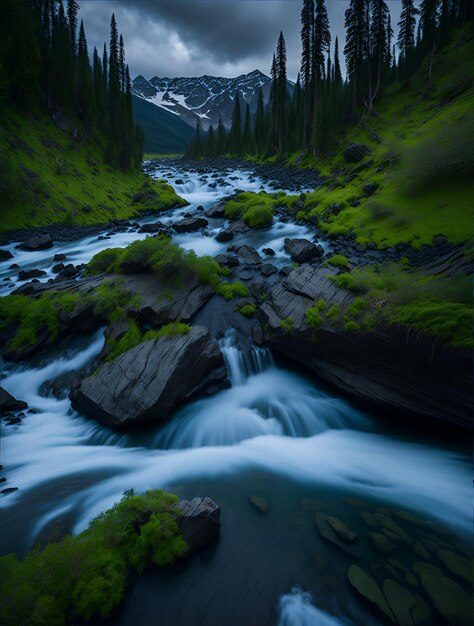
[0,109,186,234]
[132,95,194,154]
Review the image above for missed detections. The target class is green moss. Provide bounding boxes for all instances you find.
[223,191,274,227]
[279,317,294,332]
[304,307,324,329]
[346,297,369,318]
[326,303,341,323]
[106,320,190,361]
[0,108,187,233]
[327,254,350,269]
[237,304,257,317]
[344,320,360,333]
[216,281,249,300]
[0,489,185,625]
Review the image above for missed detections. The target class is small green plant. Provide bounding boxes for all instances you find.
[304,306,324,328]
[344,320,360,333]
[346,297,369,318]
[279,317,294,332]
[106,320,190,361]
[217,282,249,300]
[223,191,274,228]
[327,254,350,269]
[326,303,341,323]
[237,304,257,317]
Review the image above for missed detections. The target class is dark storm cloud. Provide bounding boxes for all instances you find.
[78,1,405,81]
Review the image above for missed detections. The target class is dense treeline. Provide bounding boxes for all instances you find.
[0,0,143,170]
[189,0,472,159]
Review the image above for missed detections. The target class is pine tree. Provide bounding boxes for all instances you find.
[300,0,314,141]
[67,0,79,52]
[254,88,265,154]
[243,102,252,153]
[419,0,439,51]
[344,0,370,108]
[333,36,343,83]
[370,0,390,102]
[119,34,126,92]
[207,124,215,157]
[313,0,331,81]
[275,31,287,151]
[217,117,226,154]
[102,43,108,88]
[398,0,418,70]
[230,93,242,153]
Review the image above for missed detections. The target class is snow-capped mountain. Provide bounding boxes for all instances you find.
[132,70,291,130]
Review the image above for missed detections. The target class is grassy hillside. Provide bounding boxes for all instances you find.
[285,26,473,249]
[132,95,194,154]
[0,108,187,235]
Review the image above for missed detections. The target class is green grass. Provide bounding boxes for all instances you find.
[0,107,187,233]
[0,489,185,625]
[106,320,190,361]
[237,303,257,317]
[327,254,350,269]
[223,191,274,227]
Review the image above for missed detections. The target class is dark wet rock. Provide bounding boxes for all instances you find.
[315,513,359,556]
[196,204,204,211]
[248,495,269,512]
[8,263,19,269]
[174,179,184,185]
[252,322,264,346]
[279,266,292,276]
[347,565,396,622]
[343,144,372,163]
[21,233,53,250]
[52,263,65,273]
[139,222,166,233]
[0,249,13,261]
[34,521,71,550]
[233,245,261,266]
[437,549,471,584]
[262,247,275,256]
[261,263,278,277]
[228,220,250,235]
[205,204,225,218]
[0,387,28,415]
[70,326,226,428]
[1,487,19,495]
[56,264,79,280]
[414,539,431,560]
[284,238,323,263]
[172,217,208,233]
[214,254,239,268]
[363,182,379,196]
[260,263,472,427]
[174,497,221,557]
[10,280,42,296]
[432,234,448,246]
[412,561,471,626]
[382,579,432,625]
[18,268,46,281]
[237,270,253,281]
[326,516,358,543]
[215,229,234,242]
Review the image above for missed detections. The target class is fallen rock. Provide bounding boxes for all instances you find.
[21,233,53,251]
[214,254,239,268]
[70,326,226,427]
[172,217,208,233]
[174,497,221,557]
[0,387,28,415]
[315,513,359,556]
[284,238,323,263]
[248,495,269,512]
[205,204,225,218]
[347,564,396,622]
[215,229,234,242]
[343,144,372,163]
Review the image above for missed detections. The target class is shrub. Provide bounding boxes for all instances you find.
[107,321,190,361]
[327,254,350,269]
[238,304,257,317]
[346,297,369,318]
[0,490,185,625]
[344,320,360,333]
[326,303,341,323]
[224,191,274,228]
[305,306,324,328]
[279,317,294,332]
[86,248,122,274]
[243,204,273,227]
[217,282,249,300]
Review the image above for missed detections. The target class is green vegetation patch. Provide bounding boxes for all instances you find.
[106,320,190,361]
[279,316,294,332]
[87,236,249,300]
[0,489,185,625]
[223,191,274,227]
[237,304,257,317]
[327,254,350,269]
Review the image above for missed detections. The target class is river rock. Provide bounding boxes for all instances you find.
[139,222,166,233]
[347,565,396,622]
[216,229,234,242]
[262,248,275,256]
[284,238,323,263]
[368,532,395,553]
[172,217,208,232]
[343,144,372,163]
[18,268,46,281]
[315,513,359,556]
[214,254,239,268]
[52,263,65,273]
[53,253,66,261]
[382,579,432,625]
[436,549,471,584]
[70,326,226,427]
[412,561,471,626]
[261,263,278,276]
[174,497,221,557]
[0,249,13,261]
[21,233,53,251]
[248,495,269,512]
[326,516,358,543]
[0,387,28,415]
[233,245,261,266]
[205,204,225,218]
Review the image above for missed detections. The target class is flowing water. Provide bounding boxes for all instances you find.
[0,163,471,625]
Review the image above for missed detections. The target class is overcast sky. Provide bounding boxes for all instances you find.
[79,1,408,81]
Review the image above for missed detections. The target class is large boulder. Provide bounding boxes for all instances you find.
[215,229,234,242]
[174,497,221,557]
[20,233,53,251]
[343,144,372,163]
[172,217,208,233]
[284,238,323,263]
[232,245,261,266]
[18,268,46,281]
[0,249,13,261]
[0,387,28,415]
[70,326,226,427]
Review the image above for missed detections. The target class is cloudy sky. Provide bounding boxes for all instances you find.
[79,1,408,81]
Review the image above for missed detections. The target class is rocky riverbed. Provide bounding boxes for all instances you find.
[0,161,472,626]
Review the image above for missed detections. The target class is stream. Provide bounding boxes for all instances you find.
[0,162,471,626]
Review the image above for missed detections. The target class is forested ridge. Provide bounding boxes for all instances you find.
[189,0,473,158]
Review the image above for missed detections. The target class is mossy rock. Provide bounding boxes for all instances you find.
[383,579,432,626]
[347,564,395,622]
[248,495,268,513]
